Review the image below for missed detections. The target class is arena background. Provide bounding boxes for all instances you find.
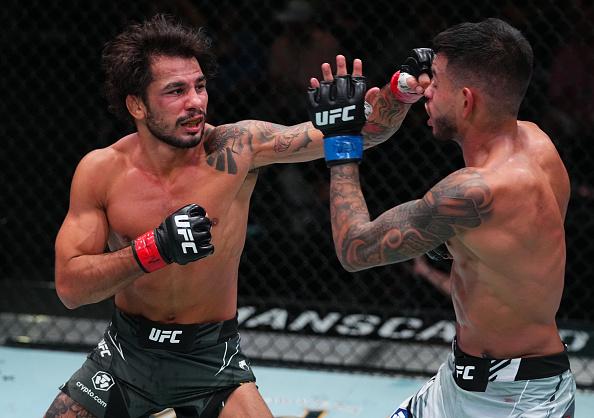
[2,0,594,392]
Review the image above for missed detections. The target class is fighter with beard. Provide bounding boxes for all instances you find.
[308,18,576,418]
[44,14,426,418]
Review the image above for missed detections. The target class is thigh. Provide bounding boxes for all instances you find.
[219,383,273,418]
[402,362,454,418]
[518,371,576,418]
[45,392,97,418]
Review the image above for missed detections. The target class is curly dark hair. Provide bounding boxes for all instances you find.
[102,14,217,122]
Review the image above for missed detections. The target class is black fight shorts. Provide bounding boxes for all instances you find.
[59,309,256,418]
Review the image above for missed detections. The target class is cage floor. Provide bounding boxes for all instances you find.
[1,346,594,417]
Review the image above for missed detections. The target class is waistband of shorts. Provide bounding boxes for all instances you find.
[110,308,239,352]
[452,338,570,391]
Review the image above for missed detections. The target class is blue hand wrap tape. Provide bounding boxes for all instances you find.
[323,135,363,163]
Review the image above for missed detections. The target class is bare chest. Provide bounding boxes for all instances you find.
[105,165,254,247]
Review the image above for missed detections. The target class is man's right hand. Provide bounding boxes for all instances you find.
[132,204,214,273]
[390,48,434,103]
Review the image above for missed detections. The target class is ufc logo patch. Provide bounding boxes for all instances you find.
[456,364,475,380]
[315,105,356,126]
[174,214,198,254]
[148,328,183,344]
[97,338,111,357]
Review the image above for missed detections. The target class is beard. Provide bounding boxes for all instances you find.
[145,109,203,149]
[432,113,458,142]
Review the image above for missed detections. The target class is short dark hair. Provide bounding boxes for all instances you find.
[102,14,217,122]
[432,18,533,115]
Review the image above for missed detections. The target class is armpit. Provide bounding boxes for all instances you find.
[107,229,130,252]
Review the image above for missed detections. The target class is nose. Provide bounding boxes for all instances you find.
[185,88,207,111]
[424,84,434,101]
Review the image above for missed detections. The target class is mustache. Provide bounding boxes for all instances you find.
[178,110,207,125]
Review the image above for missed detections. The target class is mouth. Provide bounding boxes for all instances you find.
[180,116,204,134]
[181,117,203,128]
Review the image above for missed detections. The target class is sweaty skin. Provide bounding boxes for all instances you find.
[328,55,570,359]
[54,55,412,325]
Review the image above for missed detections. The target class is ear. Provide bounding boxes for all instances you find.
[461,87,474,119]
[125,95,146,121]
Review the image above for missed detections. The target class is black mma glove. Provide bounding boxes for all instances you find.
[390,48,435,103]
[132,203,214,273]
[306,75,367,166]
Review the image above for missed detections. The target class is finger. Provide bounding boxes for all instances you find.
[352,58,362,77]
[412,73,432,94]
[335,55,347,76]
[321,62,333,81]
[364,87,380,105]
[310,77,320,89]
[418,73,431,88]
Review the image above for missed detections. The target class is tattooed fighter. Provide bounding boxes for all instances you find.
[45,14,425,418]
[308,18,575,418]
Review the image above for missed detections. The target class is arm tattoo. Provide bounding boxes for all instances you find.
[362,87,410,147]
[205,125,249,174]
[45,392,97,417]
[331,166,493,270]
[248,120,313,153]
[210,121,315,169]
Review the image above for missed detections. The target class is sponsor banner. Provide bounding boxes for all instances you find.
[237,305,594,356]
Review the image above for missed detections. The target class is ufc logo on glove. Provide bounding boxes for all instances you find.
[132,203,214,273]
[174,214,198,254]
[306,75,367,166]
[314,105,356,126]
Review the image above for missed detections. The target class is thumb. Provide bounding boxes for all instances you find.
[365,87,380,105]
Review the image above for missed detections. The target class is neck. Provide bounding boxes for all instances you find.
[460,118,518,167]
[133,131,202,177]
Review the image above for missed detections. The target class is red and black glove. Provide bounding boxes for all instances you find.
[131,204,214,273]
[390,48,435,103]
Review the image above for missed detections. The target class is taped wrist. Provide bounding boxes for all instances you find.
[324,135,363,166]
[390,71,421,104]
[132,230,169,273]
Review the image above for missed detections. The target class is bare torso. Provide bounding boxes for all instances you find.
[104,128,257,324]
[448,121,569,358]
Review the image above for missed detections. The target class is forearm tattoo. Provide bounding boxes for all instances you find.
[331,166,493,270]
[362,87,410,147]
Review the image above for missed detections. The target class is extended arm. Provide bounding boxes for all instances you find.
[231,56,424,168]
[329,165,493,272]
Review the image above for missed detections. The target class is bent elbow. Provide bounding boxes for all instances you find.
[56,287,81,310]
[55,275,82,310]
